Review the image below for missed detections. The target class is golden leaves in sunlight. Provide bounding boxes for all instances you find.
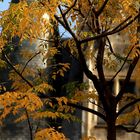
[51,63,70,80]
[35,128,66,140]
[0,0,73,48]
[0,0,139,139]
[0,91,43,122]
[72,90,98,103]
[34,82,54,94]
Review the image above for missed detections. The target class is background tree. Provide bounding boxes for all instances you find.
[0,0,140,140]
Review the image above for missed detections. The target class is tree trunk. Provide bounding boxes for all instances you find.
[107,116,116,140]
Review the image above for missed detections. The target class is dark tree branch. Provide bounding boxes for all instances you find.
[77,3,95,36]
[63,0,78,16]
[37,37,55,43]
[94,16,111,111]
[112,14,139,33]
[116,119,140,134]
[88,99,105,113]
[96,38,110,110]
[116,55,139,103]
[117,106,140,133]
[116,125,140,134]
[67,102,106,121]
[80,13,140,44]
[97,0,109,16]
[75,41,109,113]
[110,44,135,81]
[106,37,132,62]
[96,38,106,85]
[75,42,100,91]
[55,15,77,41]
[25,109,33,140]
[117,98,140,117]
[56,5,105,106]
[77,0,97,35]
[112,16,132,32]
[21,52,40,75]
[2,52,34,88]
[55,6,78,41]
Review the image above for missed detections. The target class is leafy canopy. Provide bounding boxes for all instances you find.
[0,0,140,139]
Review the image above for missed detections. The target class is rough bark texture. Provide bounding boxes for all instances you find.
[107,117,116,140]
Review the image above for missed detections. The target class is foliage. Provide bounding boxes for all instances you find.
[0,0,140,140]
[35,128,66,140]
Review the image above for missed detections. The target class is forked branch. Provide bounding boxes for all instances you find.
[80,13,140,43]
[116,55,139,103]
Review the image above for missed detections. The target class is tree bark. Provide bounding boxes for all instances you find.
[107,119,116,140]
[106,97,117,140]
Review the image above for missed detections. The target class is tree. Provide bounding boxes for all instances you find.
[0,0,140,140]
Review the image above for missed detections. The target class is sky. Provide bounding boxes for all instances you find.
[0,0,11,11]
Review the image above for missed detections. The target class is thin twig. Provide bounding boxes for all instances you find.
[63,0,78,16]
[57,5,78,41]
[110,43,135,81]
[2,51,33,88]
[112,16,132,32]
[80,13,140,43]
[106,36,132,62]
[37,37,55,43]
[116,120,140,134]
[77,1,96,36]
[117,98,140,117]
[21,52,40,75]
[88,99,105,113]
[67,102,106,121]
[25,109,33,140]
[116,55,139,103]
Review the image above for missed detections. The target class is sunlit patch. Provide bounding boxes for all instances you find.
[42,13,49,21]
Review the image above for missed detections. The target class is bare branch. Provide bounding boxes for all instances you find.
[76,1,97,36]
[112,16,132,32]
[21,52,40,75]
[63,0,78,16]
[25,109,33,140]
[55,6,78,41]
[96,38,106,84]
[67,102,106,121]
[116,55,139,103]
[75,41,109,112]
[80,13,140,44]
[110,44,135,81]
[96,38,112,110]
[106,37,132,62]
[112,14,139,33]
[117,98,140,117]
[88,99,105,113]
[97,0,109,16]
[116,121,140,134]
[37,37,55,43]
[2,51,34,88]
[117,106,140,133]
